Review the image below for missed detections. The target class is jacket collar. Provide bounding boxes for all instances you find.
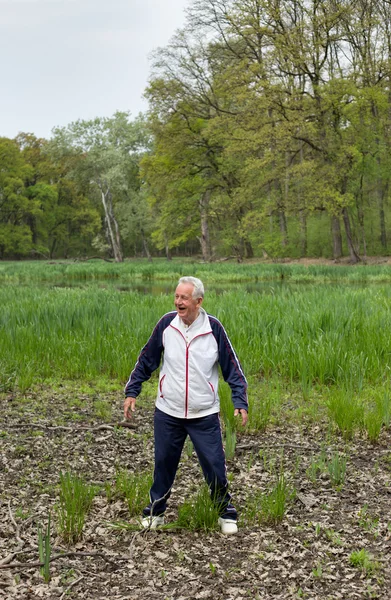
[170,307,212,335]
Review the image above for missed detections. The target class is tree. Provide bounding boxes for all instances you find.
[50,112,149,262]
[0,137,37,258]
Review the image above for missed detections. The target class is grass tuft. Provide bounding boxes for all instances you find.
[113,469,152,516]
[175,484,222,532]
[245,474,295,526]
[57,472,98,544]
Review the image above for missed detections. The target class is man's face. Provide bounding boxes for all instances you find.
[174,283,203,325]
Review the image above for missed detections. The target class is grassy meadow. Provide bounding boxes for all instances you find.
[2,259,391,439]
[1,259,391,599]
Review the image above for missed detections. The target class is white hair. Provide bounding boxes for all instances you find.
[178,276,204,299]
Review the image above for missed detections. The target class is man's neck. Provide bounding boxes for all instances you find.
[182,310,200,327]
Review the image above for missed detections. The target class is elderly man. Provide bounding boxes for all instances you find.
[124,276,248,534]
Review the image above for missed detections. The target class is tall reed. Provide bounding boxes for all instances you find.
[3,276,391,398]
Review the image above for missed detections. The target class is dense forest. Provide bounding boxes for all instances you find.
[2,0,391,263]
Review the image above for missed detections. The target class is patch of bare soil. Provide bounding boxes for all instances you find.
[0,389,390,600]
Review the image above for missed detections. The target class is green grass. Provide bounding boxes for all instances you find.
[2,260,391,442]
[244,474,295,525]
[3,258,391,285]
[37,514,52,583]
[57,472,98,544]
[175,484,222,532]
[3,282,391,394]
[112,469,152,516]
[349,549,381,577]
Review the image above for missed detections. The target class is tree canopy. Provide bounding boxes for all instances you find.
[2,1,391,261]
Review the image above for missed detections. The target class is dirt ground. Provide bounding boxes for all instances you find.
[1,388,390,600]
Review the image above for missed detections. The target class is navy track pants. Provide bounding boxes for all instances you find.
[143,407,237,520]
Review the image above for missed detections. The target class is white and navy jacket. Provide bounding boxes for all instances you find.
[125,307,248,419]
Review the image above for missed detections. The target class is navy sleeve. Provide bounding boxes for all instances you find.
[210,316,248,411]
[124,312,176,398]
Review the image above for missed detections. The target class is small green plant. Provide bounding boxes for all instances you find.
[57,472,97,544]
[358,505,379,533]
[245,474,295,525]
[114,469,152,516]
[104,481,115,503]
[328,390,363,439]
[312,560,323,578]
[306,449,347,487]
[325,528,343,546]
[327,452,347,487]
[38,514,51,583]
[209,561,217,576]
[184,437,194,458]
[363,405,384,443]
[248,396,273,432]
[306,449,327,483]
[349,549,380,577]
[381,392,391,428]
[176,484,221,532]
[94,399,112,421]
[246,451,255,471]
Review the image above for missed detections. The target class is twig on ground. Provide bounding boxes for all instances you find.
[6,421,136,432]
[59,575,84,600]
[0,551,128,571]
[0,502,25,566]
[236,442,320,451]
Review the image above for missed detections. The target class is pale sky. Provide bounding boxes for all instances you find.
[0,0,189,140]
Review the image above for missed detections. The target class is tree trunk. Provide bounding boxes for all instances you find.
[278,210,288,247]
[199,189,212,261]
[377,178,387,250]
[49,238,57,260]
[244,240,254,259]
[298,142,307,257]
[141,228,152,262]
[164,234,172,261]
[331,215,342,260]
[356,175,367,260]
[99,184,123,263]
[299,210,307,257]
[342,207,360,263]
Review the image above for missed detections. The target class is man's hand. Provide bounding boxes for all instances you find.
[124,397,136,420]
[234,408,248,426]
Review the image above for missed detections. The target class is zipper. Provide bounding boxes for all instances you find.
[185,346,189,417]
[186,332,213,418]
[169,325,213,418]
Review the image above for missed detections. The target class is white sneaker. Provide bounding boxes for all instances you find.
[218,517,238,535]
[141,515,165,529]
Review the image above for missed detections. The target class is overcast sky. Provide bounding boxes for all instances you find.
[0,0,189,140]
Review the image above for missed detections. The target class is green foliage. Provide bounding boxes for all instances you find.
[328,390,364,439]
[327,452,348,488]
[57,472,97,544]
[176,484,221,532]
[245,474,295,526]
[37,513,51,583]
[94,399,112,422]
[349,549,380,577]
[4,265,391,415]
[49,112,151,261]
[113,469,152,516]
[306,449,348,487]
